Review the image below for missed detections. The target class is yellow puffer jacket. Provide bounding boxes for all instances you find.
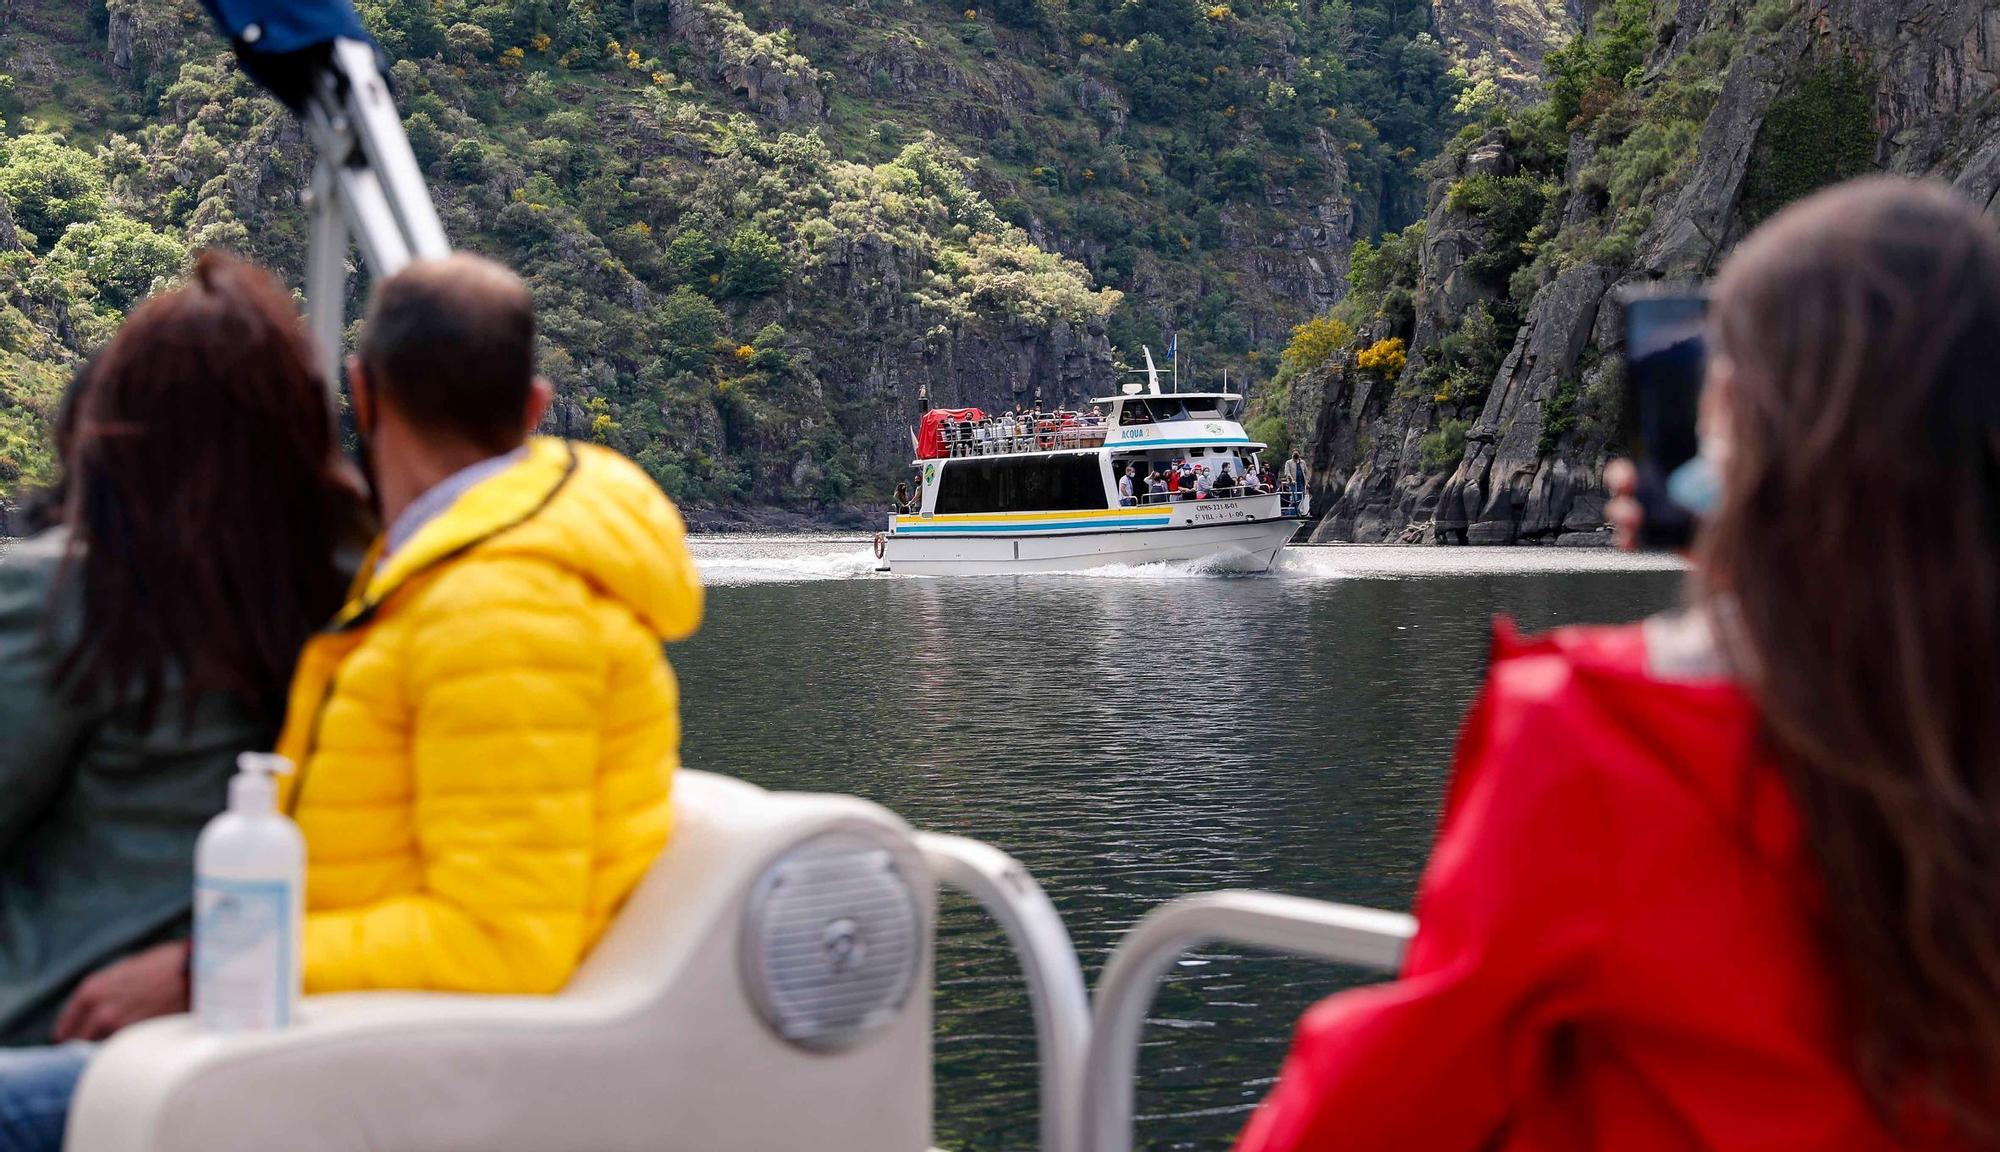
[273,438,703,995]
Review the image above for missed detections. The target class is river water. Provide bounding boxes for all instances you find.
[676,537,1685,1151]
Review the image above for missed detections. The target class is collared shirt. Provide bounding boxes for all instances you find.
[383,447,529,559]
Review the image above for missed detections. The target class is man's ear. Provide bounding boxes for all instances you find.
[347,356,374,434]
[524,376,554,436]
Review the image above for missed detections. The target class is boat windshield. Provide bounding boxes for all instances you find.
[1147,398,1226,422]
[1117,397,1234,426]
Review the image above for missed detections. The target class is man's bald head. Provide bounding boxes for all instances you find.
[358,253,536,454]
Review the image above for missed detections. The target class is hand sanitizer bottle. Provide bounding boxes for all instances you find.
[193,752,305,1032]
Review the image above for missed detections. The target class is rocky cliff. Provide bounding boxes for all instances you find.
[1435,0,1583,98]
[1295,0,2000,544]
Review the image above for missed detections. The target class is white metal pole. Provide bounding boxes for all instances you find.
[303,160,348,423]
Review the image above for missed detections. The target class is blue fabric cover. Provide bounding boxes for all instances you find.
[198,0,368,54]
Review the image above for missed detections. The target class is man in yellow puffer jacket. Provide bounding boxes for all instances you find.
[270,254,703,994]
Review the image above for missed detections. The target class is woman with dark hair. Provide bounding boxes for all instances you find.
[1239,177,2000,1150]
[0,251,356,1147]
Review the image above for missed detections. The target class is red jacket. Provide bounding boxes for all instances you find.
[1237,620,1934,1152]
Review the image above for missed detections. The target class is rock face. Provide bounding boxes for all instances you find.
[807,232,1115,476]
[665,0,824,121]
[1299,0,2000,545]
[1433,0,1581,98]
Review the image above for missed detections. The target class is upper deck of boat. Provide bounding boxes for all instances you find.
[919,392,1265,463]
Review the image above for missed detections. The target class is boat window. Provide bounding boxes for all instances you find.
[1119,401,1153,426]
[934,453,1111,514]
[1149,399,1191,421]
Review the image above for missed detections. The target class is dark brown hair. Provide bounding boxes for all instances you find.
[357,253,536,454]
[58,250,352,722]
[1701,177,2000,1137]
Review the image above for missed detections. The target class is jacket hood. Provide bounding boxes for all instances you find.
[1479,617,1795,861]
[339,438,703,643]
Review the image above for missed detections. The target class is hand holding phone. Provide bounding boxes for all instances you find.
[1617,287,1708,551]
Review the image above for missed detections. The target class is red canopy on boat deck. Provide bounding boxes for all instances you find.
[916,408,986,459]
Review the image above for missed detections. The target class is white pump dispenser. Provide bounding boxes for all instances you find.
[193,752,305,1032]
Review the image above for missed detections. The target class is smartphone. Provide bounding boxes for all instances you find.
[1619,287,1708,551]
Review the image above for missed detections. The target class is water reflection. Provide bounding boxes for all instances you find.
[675,546,1684,1150]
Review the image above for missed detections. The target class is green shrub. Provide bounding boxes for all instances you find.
[720,227,786,298]
[1419,417,1469,469]
[1538,375,1582,455]
[1740,58,1875,223]
[1546,0,1653,129]
[0,134,105,250]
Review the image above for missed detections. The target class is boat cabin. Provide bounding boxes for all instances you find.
[907,393,1268,518]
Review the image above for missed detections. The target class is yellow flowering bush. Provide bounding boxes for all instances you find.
[1356,337,1408,377]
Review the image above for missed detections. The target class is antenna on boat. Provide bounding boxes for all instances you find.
[1136,347,1162,396]
[918,380,930,413]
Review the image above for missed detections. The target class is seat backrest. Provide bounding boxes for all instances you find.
[67,772,936,1152]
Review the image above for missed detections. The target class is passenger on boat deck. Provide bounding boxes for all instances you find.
[893,482,911,514]
[1148,471,1169,501]
[1238,178,2000,1152]
[0,254,705,1152]
[1194,466,1213,499]
[0,253,362,1150]
[1165,466,1182,497]
[1118,464,1140,507]
[1214,464,1239,497]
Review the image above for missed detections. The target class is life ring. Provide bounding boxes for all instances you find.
[873,533,887,560]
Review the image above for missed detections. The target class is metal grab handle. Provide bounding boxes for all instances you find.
[919,834,1091,1152]
[1078,892,1417,1152]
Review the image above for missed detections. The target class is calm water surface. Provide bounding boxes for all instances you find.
[676,539,1684,1151]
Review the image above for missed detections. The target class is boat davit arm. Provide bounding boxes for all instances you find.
[197,0,450,401]
[299,38,450,393]
[1076,892,1417,1152]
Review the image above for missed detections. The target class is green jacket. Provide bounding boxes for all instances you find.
[0,527,274,1045]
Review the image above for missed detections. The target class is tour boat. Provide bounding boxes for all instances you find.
[877,363,1302,576]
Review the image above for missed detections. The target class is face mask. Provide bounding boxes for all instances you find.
[1666,435,1728,517]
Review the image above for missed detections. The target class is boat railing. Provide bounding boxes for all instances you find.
[1075,892,1416,1152]
[937,422,1111,457]
[920,833,1091,1152]
[1126,488,1281,507]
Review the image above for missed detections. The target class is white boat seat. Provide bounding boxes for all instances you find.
[65,771,936,1152]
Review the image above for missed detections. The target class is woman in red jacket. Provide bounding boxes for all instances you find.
[1238,177,2000,1151]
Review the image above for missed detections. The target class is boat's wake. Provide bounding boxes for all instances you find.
[690,536,1364,586]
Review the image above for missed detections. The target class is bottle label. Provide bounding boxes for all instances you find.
[194,876,294,1032]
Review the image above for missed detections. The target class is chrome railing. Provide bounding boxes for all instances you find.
[1077,892,1416,1152]
[920,833,1092,1152]
[938,424,1111,456]
[1126,488,1282,506]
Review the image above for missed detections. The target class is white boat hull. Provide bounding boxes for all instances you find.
[881,505,1298,576]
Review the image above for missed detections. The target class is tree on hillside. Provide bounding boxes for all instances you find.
[0,135,106,251]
